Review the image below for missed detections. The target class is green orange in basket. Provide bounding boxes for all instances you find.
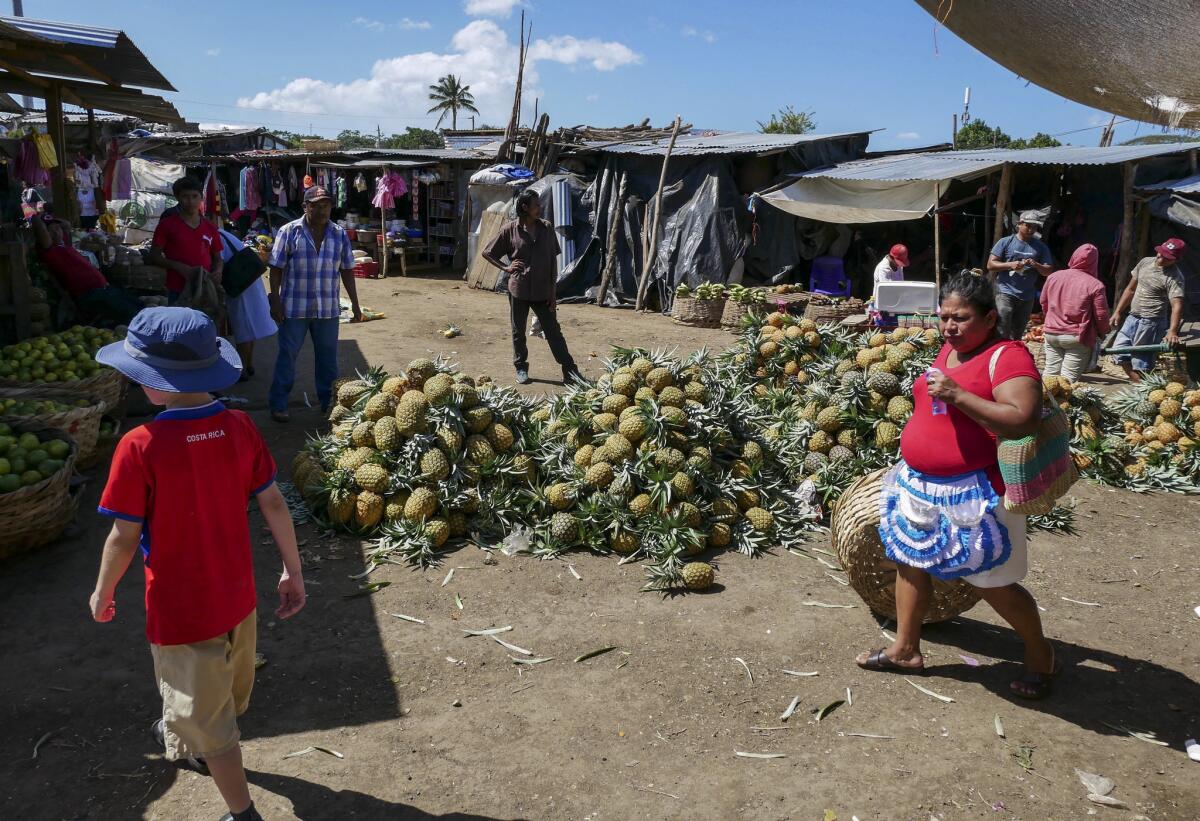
[19,470,42,486]
[0,474,18,492]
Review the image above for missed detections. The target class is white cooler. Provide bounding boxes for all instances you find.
[873,281,937,314]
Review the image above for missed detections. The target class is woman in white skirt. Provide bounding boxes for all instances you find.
[855,274,1060,699]
[218,229,276,382]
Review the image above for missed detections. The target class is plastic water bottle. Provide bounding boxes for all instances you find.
[926,368,947,415]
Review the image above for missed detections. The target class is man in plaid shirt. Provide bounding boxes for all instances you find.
[267,186,362,423]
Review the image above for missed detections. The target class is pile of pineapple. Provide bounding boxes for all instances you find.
[521,347,820,591]
[1098,374,1200,492]
[291,358,532,565]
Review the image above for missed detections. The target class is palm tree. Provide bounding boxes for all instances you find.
[427,75,480,131]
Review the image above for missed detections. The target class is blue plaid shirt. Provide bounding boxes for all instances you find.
[269,217,355,319]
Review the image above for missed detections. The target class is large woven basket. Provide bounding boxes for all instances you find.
[720,300,766,330]
[1025,340,1047,371]
[0,368,127,420]
[0,418,78,560]
[831,468,982,623]
[0,385,107,467]
[671,295,725,328]
[804,299,863,324]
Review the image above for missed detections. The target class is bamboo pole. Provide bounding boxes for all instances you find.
[596,171,626,307]
[982,172,994,262]
[1115,162,1137,296]
[635,116,682,311]
[45,83,67,221]
[992,164,1013,246]
[933,181,942,294]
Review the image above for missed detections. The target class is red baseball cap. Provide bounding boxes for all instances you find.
[889,243,910,267]
[1155,237,1186,262]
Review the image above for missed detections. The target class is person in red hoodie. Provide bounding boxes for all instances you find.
[1039,243,1110,384]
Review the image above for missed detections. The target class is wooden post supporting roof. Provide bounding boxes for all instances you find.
[44,82,67,221]
[1115,161,1137,296]
[992,164,1013,245]
[933,181,942,294]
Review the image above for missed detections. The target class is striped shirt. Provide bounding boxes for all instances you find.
[269,217,354,319]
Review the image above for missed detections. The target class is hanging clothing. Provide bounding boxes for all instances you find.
[239,166,261,211]
[271,168,287,207]
[16,138,47,185]
[334,175,348,208]
[75,160,101,190]
[371,171,408,210]
[287,166,299,201]
[353,172,367,193]
[113,159,133,200]
[102,138,119,199]
[34,133,58,168]
[411,177,420,222]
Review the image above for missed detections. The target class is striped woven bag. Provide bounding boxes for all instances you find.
[989,346,1079,515]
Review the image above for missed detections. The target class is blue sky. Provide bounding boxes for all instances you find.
[25,0,1185,149]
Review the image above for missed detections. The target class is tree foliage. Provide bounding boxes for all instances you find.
[758,105,816,135]
[955,118,1062,149]
[427,74,480,131]
[336,129,376,149]
[271,130,323,148]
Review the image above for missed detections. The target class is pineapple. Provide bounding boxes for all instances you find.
[462,406,493,435]
[455,384,480,409]
[328,405,352,424]
[447,511,469,538]
[828,445,854,462]
[574,444,596,469]
[618,412,649,443]
[661,406,688,428]
[602,393,631,414]
[327,489,357,525]
[634,386,658,403]
[351,421,375,448]
[610,529,639,554]
[874,421,900,449]
[759,340,780,359]
[404,487,438,522]
[512,453,537,483]
[363,392,398,422]
[548,483,575,510]
[887,396,914,421]
[384,491,410,521]
[687,447,711,469]
[611,372,637,397]
[373,417,401,452]
[681,562,714,591]
[422,374,456,406]
[336,380,369,408]
[486,422,515,452]
[868,332,887,348]
[1159,398,1183,420]
[336,446,375,472]
[655,447,686,472]
[1165,381,1186,397]
[709,523,732,548]
[1157,422,1183,444]
[549,512,578,544]
[605,434,635,463]
[684,381,708,402]
[658,386,686,408]
[1148,388,1168,404]
[419,449,451,482]
[630,357,654,379]
[584,462,615,490]
[734,488,760,511]
[676,501,702,528]
[646,367,674,393]
[866,371,901,397]
[808,430,834,454]
[436,425,464,454]
[803,331,822,349]
[816,407,842,432]
[671,472,695,499]
[354,462,390,494]
[629,493,654,518]
[465,435,496,464]
[803,451,828,475]
[711,498,739,521]
[355,491,384,529]
[836,429,859,449]
[425,517,450,548]
[381,375,408,399]
[593,412,618,432]
[405,358,437,389]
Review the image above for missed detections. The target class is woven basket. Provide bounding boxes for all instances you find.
[720,300,766,331]
[804,300,862,324]
[0,385,107,467]
[671,295,725,328]
[1025,340,1046,371]
[831,468,982,623]
[0,368,128,420]
[107,264,167,293]
[0,418,78,560]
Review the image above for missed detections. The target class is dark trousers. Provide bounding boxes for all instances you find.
[508,296,576,375]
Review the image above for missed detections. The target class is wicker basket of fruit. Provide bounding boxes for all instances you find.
[670,282,726,328]
[0,418,78,560]
[804,297,864,324]
[0,386,107,467]
[0,327,128,415]
[831,468,982,623]
[720,285,769,330]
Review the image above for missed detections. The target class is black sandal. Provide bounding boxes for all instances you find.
[1010,647,1062,700]
[856,647,926,675]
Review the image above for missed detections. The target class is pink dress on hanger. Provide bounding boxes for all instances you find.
[371,171,408,209]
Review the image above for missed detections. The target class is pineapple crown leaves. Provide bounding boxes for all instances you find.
[370,519,443,567]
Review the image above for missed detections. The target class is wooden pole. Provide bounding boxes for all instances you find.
[1115,161,1137,296]
[933,181,942,294]
[635,115,682,311]
[1136,198,1152,260]
[595,171,626,307]
[45,83,68,222]
[992,163,1013,245]
[952,114,957,148]
[380,206,388,277]
[982,172,994,262]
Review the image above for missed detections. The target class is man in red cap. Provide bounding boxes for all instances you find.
[873,243,909,284]
[1110,237,1188,382]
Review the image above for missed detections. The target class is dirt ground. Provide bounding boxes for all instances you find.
[3,273,1199,821]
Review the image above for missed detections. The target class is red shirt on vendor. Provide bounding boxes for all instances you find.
[148,177,223,294]
[32,215,108,297]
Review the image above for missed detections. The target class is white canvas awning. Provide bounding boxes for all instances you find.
[759,152,1005,224]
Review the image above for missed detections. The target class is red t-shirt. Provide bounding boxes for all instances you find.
[98,401,276,645]
[900,340,1040,494]
[151,212,223,293]
[36,243,108,298]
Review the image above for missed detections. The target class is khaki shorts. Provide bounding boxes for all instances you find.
[150,610,257,760]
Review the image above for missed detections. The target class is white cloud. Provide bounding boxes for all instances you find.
[353,16,431,31]
[464,0,521,17]
[237,20,640,123]
[681,25,716,43]
[896,131,921,140]
[198,122,242,131]
[585,93,599,102]
[205,47,221,57]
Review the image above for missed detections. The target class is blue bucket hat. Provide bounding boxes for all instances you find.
[96,307,242,392]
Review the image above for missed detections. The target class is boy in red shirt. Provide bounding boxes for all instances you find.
[89,307,304,821]
[147,176,224,299]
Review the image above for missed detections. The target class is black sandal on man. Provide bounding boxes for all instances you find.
[856,647,926,675]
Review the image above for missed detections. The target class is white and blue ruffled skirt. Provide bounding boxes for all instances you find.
[879,461,1025,585]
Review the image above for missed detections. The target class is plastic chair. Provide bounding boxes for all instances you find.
[810,256,851,296]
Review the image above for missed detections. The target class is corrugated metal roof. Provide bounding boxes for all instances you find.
[580,129,875,156]
[951,142,1200,166]
[343,147,484,162]
[794,152,1003,182]
[1137,172,1200,195]
[0,15,174,91]
[0,73,181,123]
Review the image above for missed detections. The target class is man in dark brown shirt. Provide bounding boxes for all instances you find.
[483,189,580,384]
